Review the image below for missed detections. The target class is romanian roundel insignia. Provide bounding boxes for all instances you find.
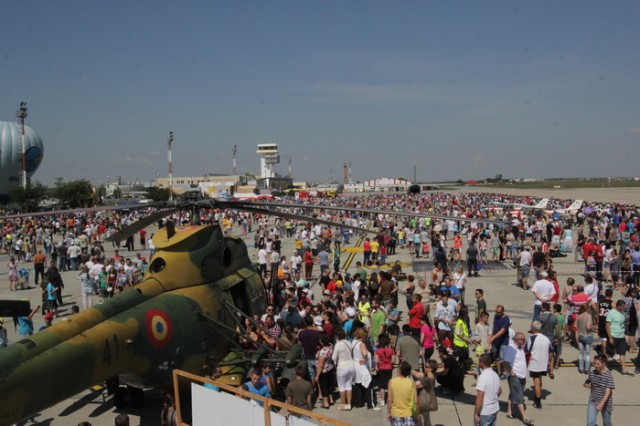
[176,226,197,232]
[146,309,173,349]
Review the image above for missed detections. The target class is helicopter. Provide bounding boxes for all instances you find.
[0,197,504,425]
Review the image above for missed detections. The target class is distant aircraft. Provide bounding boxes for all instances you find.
[490,198,549,211]
[232,193,274,201]
[545,199,584,216]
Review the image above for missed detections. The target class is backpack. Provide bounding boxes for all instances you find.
[525,335,538,365]
[594,245,604,261]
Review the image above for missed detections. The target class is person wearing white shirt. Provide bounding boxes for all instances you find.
[85,258,95,273]
[531,271,556,321]
[257,247,267,277]
[583,275,599,304]
[148,236,156,258]
[474,353,501,425]
[89,260,104,282]
[352,276,362,302]
[518,247,532,290]
[502,332,533,425]
[434,294,458,341]
[291,253,302,276]
[527,321,553,409]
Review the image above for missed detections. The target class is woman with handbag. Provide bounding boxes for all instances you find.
[332,329,356,411]
[352,328,377,409]
[412,359,438,426]
[315,335,335,409]
[575,303,595,374]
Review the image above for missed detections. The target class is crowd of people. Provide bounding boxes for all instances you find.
[205,192,640,426]
[2,191,640,425]
[1,209,154,337]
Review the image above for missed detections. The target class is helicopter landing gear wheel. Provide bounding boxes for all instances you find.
[113,385,145,409]
[128,385,145,408]
[113,386,128,409]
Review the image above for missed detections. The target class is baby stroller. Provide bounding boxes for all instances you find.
[18,268,30,290]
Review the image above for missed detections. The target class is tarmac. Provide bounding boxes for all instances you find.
[1,189,639,426]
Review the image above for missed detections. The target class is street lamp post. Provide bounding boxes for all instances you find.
[167,131,174,202]
[16,102,28,189]
[232,144,237,176]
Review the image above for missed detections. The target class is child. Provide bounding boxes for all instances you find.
[586,254,597,274]
[472,311,491,375]
[15,304,40,337]
[552,303,565,369]
[379,245,387,266]
[421,242,431,259]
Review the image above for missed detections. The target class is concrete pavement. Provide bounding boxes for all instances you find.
[1,219,638,426]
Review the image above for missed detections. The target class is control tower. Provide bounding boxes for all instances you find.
[256,143,280,178]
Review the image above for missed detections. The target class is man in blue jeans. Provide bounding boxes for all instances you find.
[585,354,614,426]
[502,332,534,425]
[486,305,510,373]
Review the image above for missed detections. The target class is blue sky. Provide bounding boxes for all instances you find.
[1,1,639,186]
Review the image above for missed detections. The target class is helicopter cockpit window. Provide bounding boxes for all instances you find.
[17,339,37,349]
[149,257,166,273]
[222,246,232,267]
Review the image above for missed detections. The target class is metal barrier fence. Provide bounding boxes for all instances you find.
[172,369,350,426]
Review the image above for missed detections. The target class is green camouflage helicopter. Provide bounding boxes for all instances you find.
[0,198,502,425]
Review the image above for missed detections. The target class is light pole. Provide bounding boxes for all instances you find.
[16,102,28,189]
[232,144,237,176]
[167,131,174,201]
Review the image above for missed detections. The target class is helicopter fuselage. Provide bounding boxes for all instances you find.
[0,224,266,426]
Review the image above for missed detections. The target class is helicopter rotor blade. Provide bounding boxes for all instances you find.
[105,208,180,244]
[226,200,505,225]
[0,202,166,221]
[217,201,377,235]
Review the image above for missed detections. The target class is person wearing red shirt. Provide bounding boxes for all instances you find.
[139,229,147,249]
[567,285,590,336]
[540,240,549,255]
[582,239,596,262]
[619,221,627,234]
[408,293,425,339]
[304,249,314,279]
[548,270,560,303]
[581,239,597,275]
[453,233,463,250]
[97,224,106,242]
[374,334,395,406]
[321,311,334,340]
[326,279,337,294]
[363,238,372,266]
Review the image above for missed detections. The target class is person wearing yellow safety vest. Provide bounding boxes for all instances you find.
[453,308,472,371]
[357,293,371,323]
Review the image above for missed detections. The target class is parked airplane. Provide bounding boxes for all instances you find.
[545,199,584,216]
[490,198,549,211]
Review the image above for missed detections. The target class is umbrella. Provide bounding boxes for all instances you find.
[583,207,593,215]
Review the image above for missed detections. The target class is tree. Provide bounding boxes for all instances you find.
[53,178,96,208]
[8,181,48,211]
[146,187,171,202]
[96,185,106,199]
